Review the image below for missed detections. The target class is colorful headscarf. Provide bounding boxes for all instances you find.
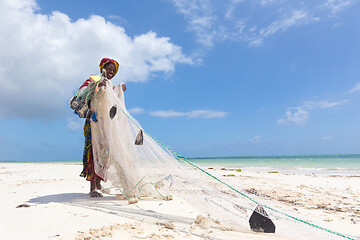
[99,58,119,74]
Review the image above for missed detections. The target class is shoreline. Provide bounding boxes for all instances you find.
[203,165,360,176]
[3,152,360,178]
[3,160,359,176]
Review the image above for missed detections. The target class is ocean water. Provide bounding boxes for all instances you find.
[4,154,359,175]
[189,154,360,175]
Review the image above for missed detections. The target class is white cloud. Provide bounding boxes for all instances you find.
[278,99,348,126]
[249,136,262,144]
[302,100,348,110]
[67,117,83,131]
[277,108,309,126]
[322,136,334,141]
[0,0,192,119]
[250,10,319,46]
[171,0,217,48]
[150,110,185,118]
[260,0,276,5]
[187,110,228,118]
[150,109,228,119]
[170,0,354,48]
[323,0,354,15]
[225,7,235,19]
[349,82,360,93]
[128,107,145,115]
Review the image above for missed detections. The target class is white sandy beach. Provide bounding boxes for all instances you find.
[0,162,359,240]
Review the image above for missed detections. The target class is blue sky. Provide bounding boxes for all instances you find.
[0,0,360,161]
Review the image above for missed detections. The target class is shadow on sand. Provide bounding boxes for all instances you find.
[28,193,118,204]
[27,193,194,226]
[26,193,208,238]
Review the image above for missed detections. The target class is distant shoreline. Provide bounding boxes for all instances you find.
[2,153,360,163]
[0,160,82,163]
[190,153,360,159]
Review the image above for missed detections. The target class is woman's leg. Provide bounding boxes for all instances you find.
[95,177,102,190]
[90,179,96,192]
[89,177,103,197]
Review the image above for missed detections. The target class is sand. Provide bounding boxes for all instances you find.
[0,162,359,240]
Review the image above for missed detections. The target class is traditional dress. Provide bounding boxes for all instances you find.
[79,58,119,181]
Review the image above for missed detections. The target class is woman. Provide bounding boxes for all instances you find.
[79,58,126,197]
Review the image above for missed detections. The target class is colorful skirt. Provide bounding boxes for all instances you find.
[80,119,102,181]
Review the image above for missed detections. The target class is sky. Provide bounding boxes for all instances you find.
[0,0,360,161]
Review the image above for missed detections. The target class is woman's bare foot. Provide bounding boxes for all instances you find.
[89,189,103,198]
[90,177,103,196]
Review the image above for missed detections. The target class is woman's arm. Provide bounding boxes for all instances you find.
[79,79,92,89]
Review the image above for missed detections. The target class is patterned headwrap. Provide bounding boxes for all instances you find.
[99,58,119,74]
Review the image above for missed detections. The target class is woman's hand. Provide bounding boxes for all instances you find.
[98,79,108,88]
[122,84,127,92]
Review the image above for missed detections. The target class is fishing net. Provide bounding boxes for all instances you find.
[77,79,357,240]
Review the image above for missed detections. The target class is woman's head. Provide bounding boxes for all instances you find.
[99,58,119,80]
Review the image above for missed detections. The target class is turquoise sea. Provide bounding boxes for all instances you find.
[189,154,360,175]
[2,154,359,175]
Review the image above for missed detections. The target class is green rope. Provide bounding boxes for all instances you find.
[76,80,102,102]
[105,91,356,240]
[123,176,145,198]
[102,177,169,200]
[181,157,355,240]
[115,103,356,239]
[101,176,145,200]
[138,181,168,199]
[138,182,167,199]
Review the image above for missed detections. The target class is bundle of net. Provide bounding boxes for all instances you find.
[86,81,356,240]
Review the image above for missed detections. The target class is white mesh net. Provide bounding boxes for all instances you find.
[86,80,357,240]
